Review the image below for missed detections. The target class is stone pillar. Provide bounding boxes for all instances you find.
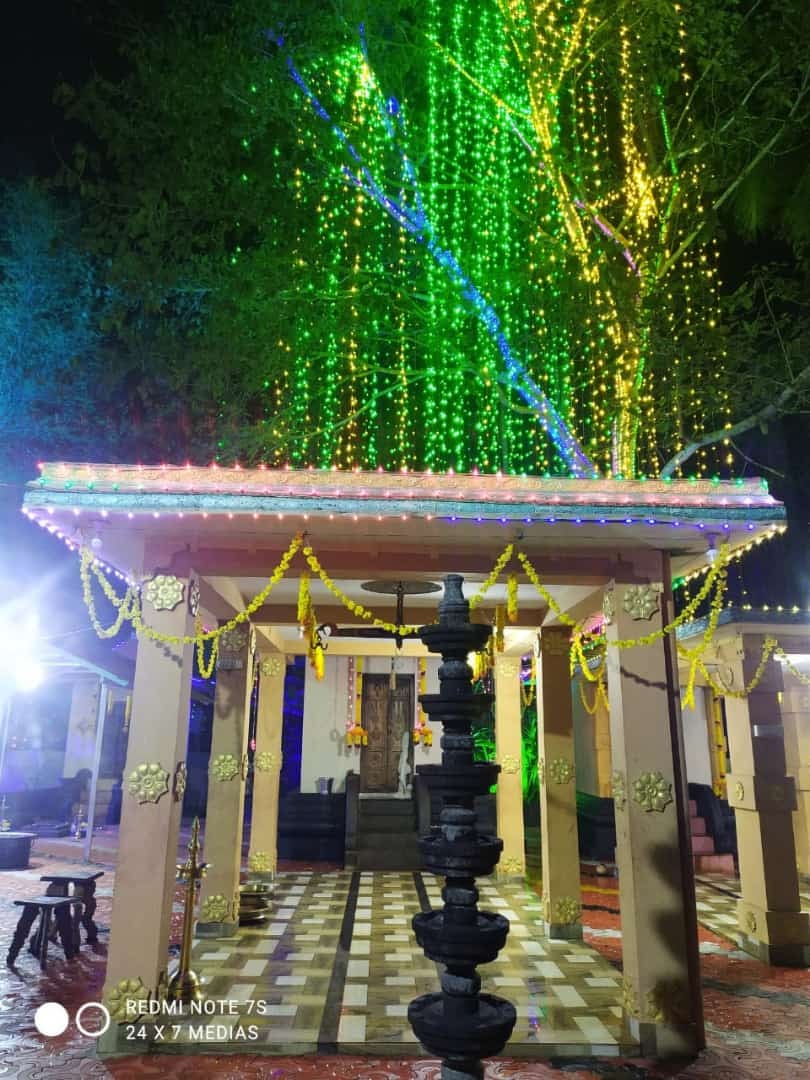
[247,652,286,878]
[605,567,701,1056]
[198,625,254,936]
[724,635,810,964]
[782,683,810,878]
[537,626,582,939]
[494,656,525,878]
[100,572,194,1040]
[593,692,613,798]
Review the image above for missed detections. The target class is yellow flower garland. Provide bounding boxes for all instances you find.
[697,637,778,701]
[302,543,418,636]
[678,560,729,709]
[81,534,303,649]
[579,675,610,716]
[775,647,810,687]
[506,573,518,623]
[80,530,804,707]
[469,543,514,610]
[519,542,731,651]
[494,604,506,653]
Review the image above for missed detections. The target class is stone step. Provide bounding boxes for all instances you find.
[358,830,421,851]
[690,834,716,855]
[358,812,416,831]
[358,802,414,819]
[690,816,707,836]
[689,799,698,817]
[694,852,736,875]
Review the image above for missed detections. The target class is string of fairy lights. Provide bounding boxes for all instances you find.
[245,1,733,481]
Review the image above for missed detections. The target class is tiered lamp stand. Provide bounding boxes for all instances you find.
[408,574,517,1080]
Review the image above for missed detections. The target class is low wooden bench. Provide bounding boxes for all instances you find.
[7,897,82,970]
[39,869,104,944]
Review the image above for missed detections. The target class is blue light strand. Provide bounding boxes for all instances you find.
[270,31,599,480]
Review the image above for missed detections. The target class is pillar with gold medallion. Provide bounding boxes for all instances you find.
[247,650,286,879]
[198,623,255,936]
[537,624,583,939]
[493,654,525,879]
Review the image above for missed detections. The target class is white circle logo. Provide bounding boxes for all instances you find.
[34,1002,69,1037]
[75,1001,111,1038]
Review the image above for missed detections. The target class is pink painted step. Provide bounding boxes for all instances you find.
[691,834,716,855]
[690,816,707,837]
[694,853,736,875]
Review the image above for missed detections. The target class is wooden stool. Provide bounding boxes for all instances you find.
[7,897,81,970]
[39,870,104,944]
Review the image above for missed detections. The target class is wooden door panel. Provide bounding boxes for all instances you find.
[360,674,414,793]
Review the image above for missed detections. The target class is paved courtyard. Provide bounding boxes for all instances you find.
[0,837,809,1078]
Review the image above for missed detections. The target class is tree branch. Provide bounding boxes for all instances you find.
[660,361,810,478]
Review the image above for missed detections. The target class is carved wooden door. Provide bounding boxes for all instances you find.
[360,674,414,792]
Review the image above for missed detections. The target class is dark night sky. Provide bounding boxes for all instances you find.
[1,4,93,179]
[0,4,120,642]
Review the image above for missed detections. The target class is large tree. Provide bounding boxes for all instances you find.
[54,0,810,477]
[0,183,105,475]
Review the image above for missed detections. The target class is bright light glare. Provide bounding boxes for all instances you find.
[0,610,42,694]
[16,659,44,693]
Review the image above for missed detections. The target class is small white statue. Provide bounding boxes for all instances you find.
[398,728,412,795]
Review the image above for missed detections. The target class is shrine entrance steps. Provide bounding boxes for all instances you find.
[690,798,735,875]
[352,796,422,871]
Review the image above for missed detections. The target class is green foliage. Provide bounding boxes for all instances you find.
[521,702,539,806]
[0,184,104,475]
[37,0,810,472]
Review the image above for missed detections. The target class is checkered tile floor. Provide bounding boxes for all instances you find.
[164,871,637,1057]
[695,873,810,947]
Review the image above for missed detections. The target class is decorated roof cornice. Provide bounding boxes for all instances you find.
[25,463,783,525]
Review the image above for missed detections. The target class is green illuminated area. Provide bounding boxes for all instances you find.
[258,0,730,478]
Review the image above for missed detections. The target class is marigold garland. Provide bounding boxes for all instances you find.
[695,637,778,701]
[494,605,506,653]
[297,571,312,628]
[80,534,302,650]
[469,543,514,610]
[775,648,810,687]
[507,573,519,624]
[79,531,804,706]
[302,543,418,636]
[678,557,729,709]
[579,675,609,716]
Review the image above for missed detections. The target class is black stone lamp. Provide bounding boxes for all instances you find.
[408,574,516,1080]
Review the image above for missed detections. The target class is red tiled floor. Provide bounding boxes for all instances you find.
[2,843,810,1079]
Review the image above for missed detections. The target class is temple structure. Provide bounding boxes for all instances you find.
[21,461,807,1060]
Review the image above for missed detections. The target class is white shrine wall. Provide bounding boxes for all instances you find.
[681,685,713,787]
[299,653,442,794]
[571,673,601,797]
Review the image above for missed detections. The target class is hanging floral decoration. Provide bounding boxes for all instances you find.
[78,533,809,706]
[507,573,519,624]
[413,656,432,745]
[469,543,514,610]
[494,605,506,653]
[346,723,368,747]
[297,571,312,629]
[302,543,418,636]
[346,657,368,746]
[296,569,324,679]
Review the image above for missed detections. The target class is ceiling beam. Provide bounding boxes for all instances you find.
[166,545,658,585]
[248,603,546,629]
